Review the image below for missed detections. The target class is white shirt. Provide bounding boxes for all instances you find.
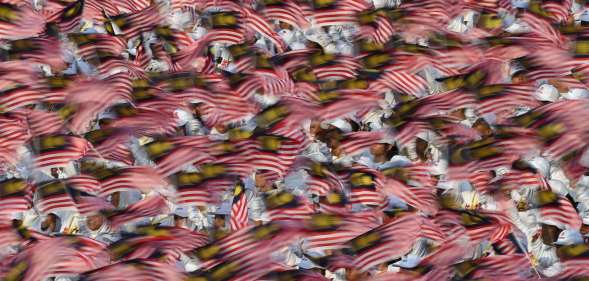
[253,93,280,108]
[504,19,532,33]
[447,11,475,33]
[279,29,296,45]
[336,40,354,55]
[303,141,330,162]
[372,0,401,9]
[174,109,193,127]
[535,84,560,102]
[561,88,589,100]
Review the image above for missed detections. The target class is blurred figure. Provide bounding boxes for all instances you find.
[40,213,61,235]
[173,206,191,229]
[80,213,119,244]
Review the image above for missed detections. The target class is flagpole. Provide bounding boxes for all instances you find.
[514,234,542,279]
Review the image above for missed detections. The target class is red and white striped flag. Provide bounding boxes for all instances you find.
[107,194,170,229]
[33,135,90,169]
[230,181,249,231]
[36,180,77,214]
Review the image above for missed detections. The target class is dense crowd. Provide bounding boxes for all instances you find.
[3,0,589,280]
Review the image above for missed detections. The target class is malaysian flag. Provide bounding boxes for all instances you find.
[0,179,33,217]
[66,186,114,216]
[345,213,423,271]
[33,135,90,169]
[230,181,249,231]
[44,0,85,33]
[265,191,315,221]
[105,195,170,229]
[104,4,163,40]
[36,180,77,214]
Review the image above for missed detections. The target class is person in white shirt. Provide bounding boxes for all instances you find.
[302,119,331,162]
[372,0,401,9]
[512,0,529,9]
[356,140,410,170]
[79,213,120,244]
[503,13,532,34]
[561,88,589,100]
[35,213,62,235]
[535,83,560,103]
[447,10,476,34]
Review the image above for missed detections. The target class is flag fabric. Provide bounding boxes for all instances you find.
[229,182,249,231]
[2,0,589,280]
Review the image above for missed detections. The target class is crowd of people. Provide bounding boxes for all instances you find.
[3,0,589,280]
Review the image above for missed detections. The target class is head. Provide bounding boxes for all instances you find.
[309,119,322,138]
[473,118,493,137]
[415,138,429,162]
[110,192,121,209]
[214,123,227,133]
[50,168,60,179]
[255,172,269,189]
[213,214,226,229]
[279,21,292,30]
[41,213,60,233]
[174,215,188,228]
[371,142,398,162]
[450,108,466,120]
[370,143,388,157]
[86,213,105,231]
[320,128,343,154]
[11,219,22,228]
[345,268,369,281]
[98,118,114,127]
[511,71,528,84]
[581,223,589,236]
[173,206,190,228]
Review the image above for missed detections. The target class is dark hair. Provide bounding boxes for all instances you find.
[174,214,187,220]
[384,143,399,160]
[347,119,361,132]
[316,128,342,144]
[415,138,429,161]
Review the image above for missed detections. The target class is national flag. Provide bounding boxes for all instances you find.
[44,0,85,33]
[303,211,381,252]
[0,179,32,216]
[539,196,582,230]
[104,4,163,40]
[36,180,77,214]
[230,181,248,231]
[345,213,422,271]
[265,191,315,221]
[33,135,90,169]
[106,195,170,228]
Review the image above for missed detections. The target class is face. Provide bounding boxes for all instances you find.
[474,121,492,136]
[512,74,527,84]
[370,143,387,157]
[331,145,343,157]
[50,168,59,178]
[415,138,429,161]
[214,123,227,133]
[346,268,369,281]
[174,216,187,228]
[12,219,22,227]
[214,215,226,229]
[581,224,589,236]
[309,120,321,138]
[41,214,58,233]
[255,173,268,189]
[86,214,104,231]
[450,108,466,120]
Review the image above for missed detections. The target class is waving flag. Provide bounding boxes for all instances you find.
[230,181,249,231]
